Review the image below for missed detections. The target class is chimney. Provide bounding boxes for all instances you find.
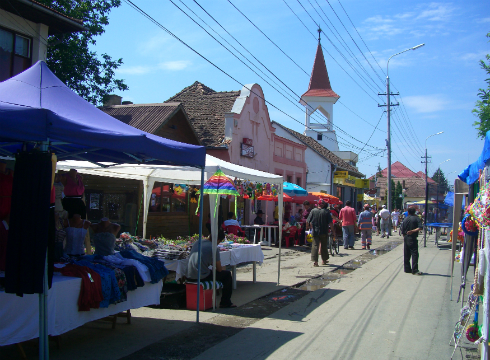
[103,94,122,106]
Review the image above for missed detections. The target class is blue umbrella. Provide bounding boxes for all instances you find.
[283,182,308,196]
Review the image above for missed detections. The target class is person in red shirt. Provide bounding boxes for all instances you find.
[339,200,357,250]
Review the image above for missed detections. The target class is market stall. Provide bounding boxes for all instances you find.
[0,61,207,357]
[449,129,490,359]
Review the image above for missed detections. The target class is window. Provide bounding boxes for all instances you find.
[0,28,32,82]
[287,175,292,183]
[317,134,322,141]
[149,182,187,213]
[296,177,301,187]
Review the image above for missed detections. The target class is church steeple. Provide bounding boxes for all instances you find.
[301,33,340,152]
[301,35,339,99]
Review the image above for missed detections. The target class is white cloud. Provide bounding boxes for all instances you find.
[478,17,490,23]
[460,51,488,62]
[139,35,171,54]
[117,60,191,75]
[157,60,190,71]
[416,3,455,21]
[403,95,449,113]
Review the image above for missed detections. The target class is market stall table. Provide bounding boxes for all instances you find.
[166,244,264,289]
[0,274,163,346]
[426,223,453,247]
[240,225,279,246]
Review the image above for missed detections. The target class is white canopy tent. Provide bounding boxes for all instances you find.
[58,155,286,309]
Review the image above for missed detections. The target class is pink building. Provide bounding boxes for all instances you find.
[166,82,307,224]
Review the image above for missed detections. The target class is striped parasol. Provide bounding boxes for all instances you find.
[197,168,240,215]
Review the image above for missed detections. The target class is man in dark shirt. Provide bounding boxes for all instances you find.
[307,199,333,266]
[254,210,265,225]
[187,230,235,308]
[400,207,423,275]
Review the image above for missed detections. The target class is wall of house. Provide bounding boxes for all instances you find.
[272,126,331,194]
[154,109,201,145]
[0,9,48,63]
[220,83,308,224]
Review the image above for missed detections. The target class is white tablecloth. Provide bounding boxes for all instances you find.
[169,244,264,281]
[0,274,163,346]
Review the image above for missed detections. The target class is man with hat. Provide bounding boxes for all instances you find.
[254,209,265,225]
[358,204,374,249]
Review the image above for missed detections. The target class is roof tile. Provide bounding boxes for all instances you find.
[165,81,240,147]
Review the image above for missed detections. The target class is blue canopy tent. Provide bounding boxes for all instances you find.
[458,129,490,185]
[0,61,207,358]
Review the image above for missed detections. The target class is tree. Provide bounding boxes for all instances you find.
[473,32,490,139]
[395,181,403,209]
[431,168,449,193]
[37,0,128,105]
[376,163,384,178]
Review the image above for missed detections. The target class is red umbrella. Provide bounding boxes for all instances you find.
[257,194,294,202]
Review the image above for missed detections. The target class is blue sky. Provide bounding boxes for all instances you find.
[94,0,490,184]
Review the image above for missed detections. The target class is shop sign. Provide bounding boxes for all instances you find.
[355,179,370,188]
[357,194,364,201]
[334,171,348,179]
[241,142,254,158]
[243,138,253,146]
[344,178,356,187]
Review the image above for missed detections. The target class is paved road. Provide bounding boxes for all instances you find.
[195,236,465,360]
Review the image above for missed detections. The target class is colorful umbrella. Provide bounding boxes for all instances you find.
[196,168,240,215]
[283,182,308,196]
[257,194,294,202]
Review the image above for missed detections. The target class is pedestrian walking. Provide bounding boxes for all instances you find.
[306,199,332,266]
[379,205,391,238]
[400,207,423,275]
[358,204,373,249]
[391,208,400,231]
[339,200,357,250]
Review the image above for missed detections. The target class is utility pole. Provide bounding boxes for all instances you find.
[378,93,398,235]
[421,151,431,247]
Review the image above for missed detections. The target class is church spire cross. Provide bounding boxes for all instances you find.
[318,27,322,43]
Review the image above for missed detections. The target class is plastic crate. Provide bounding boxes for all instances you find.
[185,283,215,310]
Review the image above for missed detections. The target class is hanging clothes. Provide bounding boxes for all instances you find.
[58,264,104,311]
[0,172,13,220]
[65,220,88,256]
[5,151,53,295]
[62,172,86,219]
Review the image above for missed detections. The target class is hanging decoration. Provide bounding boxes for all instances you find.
[196,168,240,216]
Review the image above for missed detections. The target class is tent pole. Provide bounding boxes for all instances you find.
[196,168,204,323]
[277,184,283,285]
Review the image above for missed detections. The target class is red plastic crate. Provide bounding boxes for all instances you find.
[186,283,215,310]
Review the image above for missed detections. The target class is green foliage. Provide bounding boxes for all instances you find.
[37,0,128,105]
[473,32,490,139]
[376,164,383,178]
[431,168,449,193]
[395,181,403,209]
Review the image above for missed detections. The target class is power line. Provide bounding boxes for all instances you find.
[172,0,382,153]
[123,0,378,156]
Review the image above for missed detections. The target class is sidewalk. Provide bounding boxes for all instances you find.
[195,235,464,360]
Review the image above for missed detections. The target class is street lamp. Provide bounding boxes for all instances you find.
[423,131,444,247]
[384,43,425,235]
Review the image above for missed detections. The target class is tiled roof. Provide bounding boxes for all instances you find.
[272,121,364,177]
[301,43,339,99]
[165,81,240,147]
[376,177,444,199]
[370,161,417,179]
[0,0,86,35]
[100,103,182,134]
[415,171,436,183]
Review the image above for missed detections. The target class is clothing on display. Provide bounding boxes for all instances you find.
[119,249,169,283]
[6,151,54,295]
[0,220,8,271]
[57,263,104,311]
[93,232,117,256]
[65,219,88,256]
[62,197,86,219]
[0,172,13,221]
